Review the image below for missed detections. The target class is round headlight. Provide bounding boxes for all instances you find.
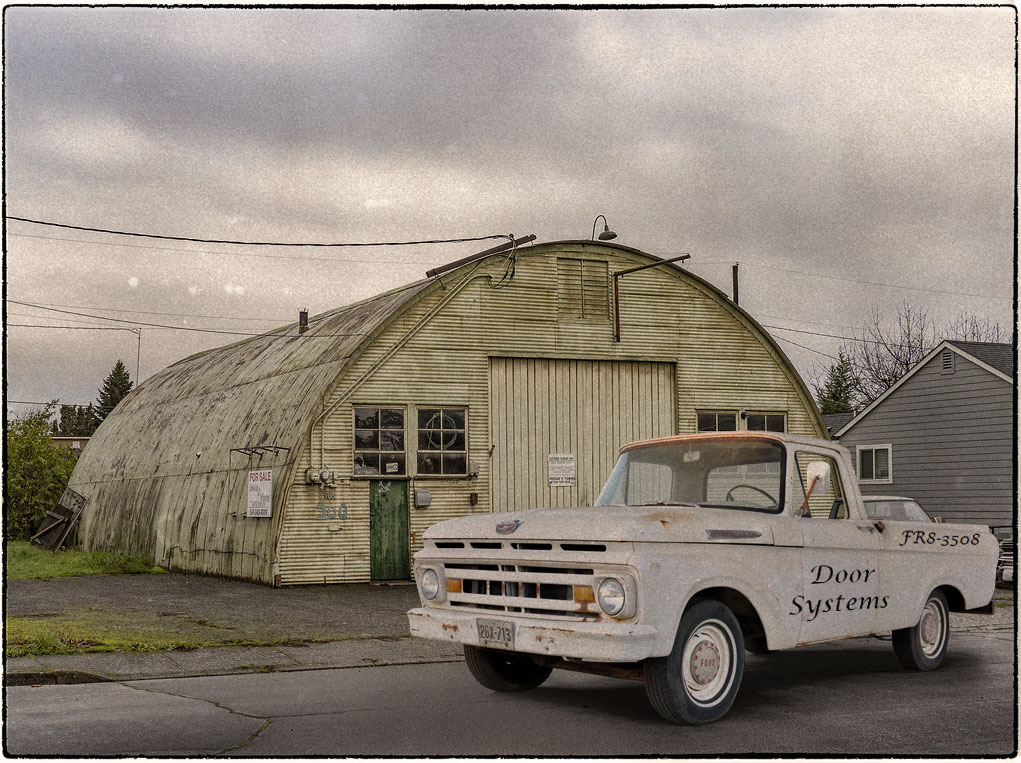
[421,569,440,600]
[597,578,626,616]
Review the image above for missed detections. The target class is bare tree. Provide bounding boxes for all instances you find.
[841,302,1012,407]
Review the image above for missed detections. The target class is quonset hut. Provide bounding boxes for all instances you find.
[69,239,827,585]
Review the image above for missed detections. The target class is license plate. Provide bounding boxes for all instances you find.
[477,618,514,649]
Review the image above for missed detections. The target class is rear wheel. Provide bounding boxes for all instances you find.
[892,589,949,671]
[463,645,553,692]
[644,598,745,724]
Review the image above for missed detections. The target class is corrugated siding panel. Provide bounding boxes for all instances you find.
[840,352,1012,526]
[490,357,676,510]
[69,282,431,583]
[278,245,823,584]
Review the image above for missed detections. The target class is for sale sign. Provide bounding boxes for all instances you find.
[247,469,273,517]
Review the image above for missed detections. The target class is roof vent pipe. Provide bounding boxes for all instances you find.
[298,308,309,335]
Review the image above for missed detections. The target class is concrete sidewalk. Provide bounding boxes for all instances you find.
[5,573,1014,686]
[5,573,463,685]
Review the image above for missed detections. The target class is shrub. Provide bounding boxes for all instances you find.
[4,407,78,540]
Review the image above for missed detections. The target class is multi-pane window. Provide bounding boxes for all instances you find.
[858,445,892,483]
[746,413,786,433]
[353,407,406,476]
[697,412,737,432]
[417,408,467,476]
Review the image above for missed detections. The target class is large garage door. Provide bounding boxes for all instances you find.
[490,357,676,511]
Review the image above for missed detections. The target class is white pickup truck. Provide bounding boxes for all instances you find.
[408,432,998,724]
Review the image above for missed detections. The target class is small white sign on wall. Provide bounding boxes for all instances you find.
[548,453,576,487]
[247,469,273,517]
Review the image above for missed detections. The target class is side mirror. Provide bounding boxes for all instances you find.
[806,461,831,495]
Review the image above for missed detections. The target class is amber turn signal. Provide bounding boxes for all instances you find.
[573,585,595,603]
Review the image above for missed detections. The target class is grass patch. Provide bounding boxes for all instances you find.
[4,607,355,658]
[5,541,166,580]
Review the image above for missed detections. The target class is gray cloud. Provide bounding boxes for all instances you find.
[4,6,1014,411]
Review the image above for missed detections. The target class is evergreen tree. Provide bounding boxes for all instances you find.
[51,404,99,437]
[815,351,857,414]
[95,360,134,421]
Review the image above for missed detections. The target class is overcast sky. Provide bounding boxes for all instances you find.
[4,6,1015,417]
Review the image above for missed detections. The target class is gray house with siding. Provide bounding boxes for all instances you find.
[834,340,1014,528]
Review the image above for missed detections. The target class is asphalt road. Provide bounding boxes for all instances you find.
[5,631,1015,757]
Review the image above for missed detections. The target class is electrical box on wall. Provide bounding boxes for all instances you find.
[305,468,338,486]
[414,489,432,509]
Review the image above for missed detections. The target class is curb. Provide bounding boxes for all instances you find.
[6,670,112,686]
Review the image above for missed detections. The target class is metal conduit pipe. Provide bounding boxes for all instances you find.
[309,262,499,470]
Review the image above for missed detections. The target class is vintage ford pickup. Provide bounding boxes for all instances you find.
[408,433,998,724]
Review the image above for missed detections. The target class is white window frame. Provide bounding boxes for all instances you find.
[857,444,893,485]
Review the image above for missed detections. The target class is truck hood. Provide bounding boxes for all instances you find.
[423,504,777,545]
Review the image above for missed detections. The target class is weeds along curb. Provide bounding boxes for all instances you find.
[6,670,111,686]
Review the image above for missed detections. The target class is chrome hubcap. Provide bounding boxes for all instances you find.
[682,620,734,706]
[689,639,721,685]
[919,599,945,657]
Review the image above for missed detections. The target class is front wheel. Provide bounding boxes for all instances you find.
[644,598,745,724]
[463,645,553,692]
[892,589,949,670]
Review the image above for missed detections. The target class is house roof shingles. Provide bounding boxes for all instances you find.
[946,341,1014,378]
[822,412,854,436]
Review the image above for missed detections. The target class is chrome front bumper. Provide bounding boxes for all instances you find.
[407,607,659,662]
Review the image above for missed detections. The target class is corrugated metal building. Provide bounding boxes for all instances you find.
[69,240,827,585]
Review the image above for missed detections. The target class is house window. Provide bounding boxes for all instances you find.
[353,407,406,476]
[858,445,892,484]
[697,412,738,432]
[417,407,467,476]
[558,258,609,321]
[746,413,786,433]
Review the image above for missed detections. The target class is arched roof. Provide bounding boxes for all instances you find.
[70,239,825,502]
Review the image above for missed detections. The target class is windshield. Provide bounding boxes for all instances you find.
[863,499,931,522]
[595,439,785,513]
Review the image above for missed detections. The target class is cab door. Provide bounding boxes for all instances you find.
[794,451,882,644]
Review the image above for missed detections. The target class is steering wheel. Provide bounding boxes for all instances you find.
[725,484,778,508]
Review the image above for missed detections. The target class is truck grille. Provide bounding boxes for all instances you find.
[440,562,600,620]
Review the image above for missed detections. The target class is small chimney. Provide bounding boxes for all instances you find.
[298,308,309,335]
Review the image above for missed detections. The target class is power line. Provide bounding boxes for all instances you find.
[756,314,856,331]
[749,263,1009,302]
[7,232,447,266]
[658,252,1010,302]
[760,324,860,342]
[9,323,138,331]
[7,299,288,323]
[7,216,513,249]
[772,335,839,360]
[7,310,123,328]
[8,400,92,407]
[8,300,366,338]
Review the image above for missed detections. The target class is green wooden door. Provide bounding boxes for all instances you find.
[370,480,409,580]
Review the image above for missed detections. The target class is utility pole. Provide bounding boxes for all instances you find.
[732,263,739,305]
[133,328,141,384]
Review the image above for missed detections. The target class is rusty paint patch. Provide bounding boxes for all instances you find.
[441,623,459,633]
